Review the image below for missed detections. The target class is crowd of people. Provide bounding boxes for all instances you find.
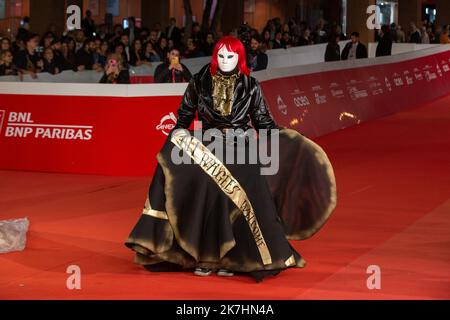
[324,20,450,62]
[1,11,449,82]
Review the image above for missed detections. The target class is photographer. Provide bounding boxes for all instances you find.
[99,53,130,84]
[154,47,192,83]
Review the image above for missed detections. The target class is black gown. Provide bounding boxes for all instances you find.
[125,65,337,282]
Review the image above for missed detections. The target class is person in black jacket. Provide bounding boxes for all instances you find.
[75,39,96,71]
[99,53,130,84]
[409,22,422,44]
[324,34,341,62]
[50,39,66,70]
[125,36,337,283]
[154,48,192,83]
[166,18,182,46]
[247,35,268,71]
[376,25,393,57]
[81,10,96,38]
[13,32,43,78]
[341,32,368,60]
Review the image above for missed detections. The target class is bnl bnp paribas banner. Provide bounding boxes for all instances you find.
[0,110,93,142]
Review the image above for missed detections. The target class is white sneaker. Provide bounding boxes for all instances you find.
[217,269,234,277]
[194,267,212,276]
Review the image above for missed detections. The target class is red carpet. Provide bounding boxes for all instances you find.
[1,95,450,300]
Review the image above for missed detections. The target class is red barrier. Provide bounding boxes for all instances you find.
[130,76,154,84]
[0,95,181,175]
[260,50,450,137]
[0,48,450,176]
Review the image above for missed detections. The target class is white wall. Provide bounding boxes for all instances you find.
[367,42,440,58]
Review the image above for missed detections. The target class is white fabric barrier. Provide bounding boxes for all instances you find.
[0,69,104,83]
[1,41,445,83]
[0,42,351,83]
[368,42,439,58]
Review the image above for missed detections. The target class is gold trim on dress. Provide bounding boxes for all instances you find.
[283,129,337,240]
[142,197,169,220]
[157,154,204,262]
[171,130,273,265]
[284,254,296,267]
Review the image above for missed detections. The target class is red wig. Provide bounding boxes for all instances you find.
[210,36,250,76]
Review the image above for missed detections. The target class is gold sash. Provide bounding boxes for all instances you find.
[171,130,273,265]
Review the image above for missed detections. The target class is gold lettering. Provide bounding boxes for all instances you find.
[171,132,272,265]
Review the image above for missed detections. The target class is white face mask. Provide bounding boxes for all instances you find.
[217,46,238,73]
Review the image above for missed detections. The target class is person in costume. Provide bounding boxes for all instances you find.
[125,36,337,282]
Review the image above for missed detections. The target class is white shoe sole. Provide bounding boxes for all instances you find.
[194,270,212,277]
[217,271,234,277]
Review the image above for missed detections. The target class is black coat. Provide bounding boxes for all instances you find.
[376,34,393,57]
[341,42,368,60]
[154,62,192,83]
[75,49,94,70]
[175,64,278,131]
[129,50,143,66]
[247,51,269,71]
[324,42,341,62]
[13,49,41,72]
[410,31,421,44]
[99,70,130,84]
[82,18,95,37]
[166,26,182,45]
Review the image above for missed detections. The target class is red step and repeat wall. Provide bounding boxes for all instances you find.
[1,48,450,176]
